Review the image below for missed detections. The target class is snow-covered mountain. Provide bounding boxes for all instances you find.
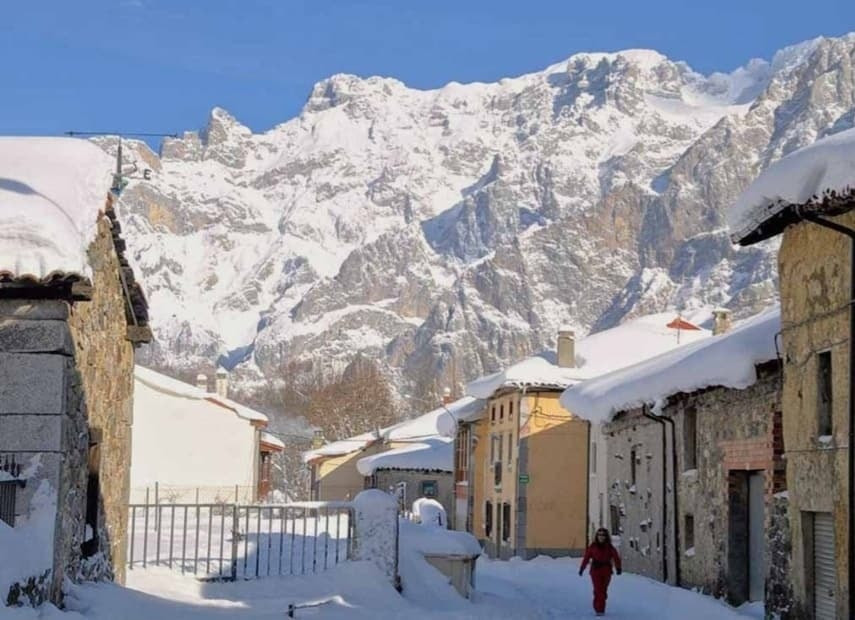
[109,33,855,404]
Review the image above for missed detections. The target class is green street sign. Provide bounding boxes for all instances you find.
[518,473,530,484]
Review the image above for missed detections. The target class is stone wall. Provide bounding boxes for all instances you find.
[604,361,787,609]
[604,409,673,582]
[67,214,137,585]
[671,363,783,607]
[778,211,854,619]
[0,299,87,604]
[373,469,454,520]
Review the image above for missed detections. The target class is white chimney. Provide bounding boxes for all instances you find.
[712,308,732,336]
[196,373,208,392]
[442,387,453,405]
[215,368,228,398]
[557,328,576,368]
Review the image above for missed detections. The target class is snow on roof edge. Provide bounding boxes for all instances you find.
[728,128,855,244]
[560,306,781,423]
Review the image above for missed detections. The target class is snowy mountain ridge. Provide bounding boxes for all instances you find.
[107,33,855,405]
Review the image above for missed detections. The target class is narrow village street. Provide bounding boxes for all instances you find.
[6,557,763,620]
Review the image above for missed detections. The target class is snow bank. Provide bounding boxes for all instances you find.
[351,490,398,582]
[561,306,780,422]
[412,498,447,528]
[0,137,114,282]
[0,480,58,600]
[729,127,855,243]
[356,438,452,476]
[467,312,710,400]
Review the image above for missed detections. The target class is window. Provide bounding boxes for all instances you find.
[684,407,698,470]
[421,480,438,498]
[590,441,597,474]
[818,351,833,436]
[485,501,493,537]
[502,503,511,542]
[684,514,695,550]
[490,434,497,463]
[82,435,102,558]
[500,404,504,420]
[609,505,621,535]
[455,426,470,483]
[494,461,503,487]
[498,433,504,463]
[491,406,496,422]
[507,432,513,466]
[630,447,637,486]
[509,401,514,418]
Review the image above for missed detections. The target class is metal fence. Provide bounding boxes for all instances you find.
[127,501,354,580]
[0,454,25,526]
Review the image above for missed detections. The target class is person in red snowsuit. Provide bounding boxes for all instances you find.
[578,528,622,616]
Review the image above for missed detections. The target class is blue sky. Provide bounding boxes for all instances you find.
[2,1,854,145]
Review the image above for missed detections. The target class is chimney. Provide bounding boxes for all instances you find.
[196,373,209,392]
[712,308,732,336]
[557,328,576,368]
[215,368,228,398]
[442,387,453,405]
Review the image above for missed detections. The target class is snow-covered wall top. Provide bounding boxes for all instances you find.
[0,137,113,282]
[729,128,855,243]
[356,437,453,476]
[466,312,710,400]
[560,306,780,423]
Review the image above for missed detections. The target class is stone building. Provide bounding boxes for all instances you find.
[563,308,788,611]
[358,438,455,519]
[728,128,855,619]
[458,316,708,560]
[0,138,150,606]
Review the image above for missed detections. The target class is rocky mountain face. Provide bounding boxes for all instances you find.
[109,33,855,406]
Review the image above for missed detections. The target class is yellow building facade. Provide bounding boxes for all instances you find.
[465,390,589,558]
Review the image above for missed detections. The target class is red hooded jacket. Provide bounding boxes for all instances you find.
[579,542,622,575]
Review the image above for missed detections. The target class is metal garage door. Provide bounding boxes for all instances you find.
[814,512,836,620]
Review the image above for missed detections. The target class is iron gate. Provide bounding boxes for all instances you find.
[127,501,354,580]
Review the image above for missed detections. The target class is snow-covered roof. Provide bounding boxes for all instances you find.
[134,365,269,424]
[356,437,453,475]
[260,431,285,450]
[560,306,780,423]
[0,137,114,282]
[466,312,711,400]
[303,396,483,462]
[728,128,855,244]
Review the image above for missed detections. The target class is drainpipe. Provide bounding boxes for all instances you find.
[586,421,592,548]
[660,413,681,587]
[642,404,669,583]
[796,207,855,616]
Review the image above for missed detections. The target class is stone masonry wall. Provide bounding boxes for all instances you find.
[373,470,454,521]
[778,211,855,619]
[0,299,88,605]
[67,214,136,585]
[604,409,673,583]
[671,363,784,608]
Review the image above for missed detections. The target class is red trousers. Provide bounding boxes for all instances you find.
[590,569,612,613]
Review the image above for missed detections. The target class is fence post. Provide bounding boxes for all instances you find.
[230,503,239,581]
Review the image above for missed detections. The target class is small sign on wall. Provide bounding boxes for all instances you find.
[518,473,530,484]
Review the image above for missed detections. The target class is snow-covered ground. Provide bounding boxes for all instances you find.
[4,555,764,619]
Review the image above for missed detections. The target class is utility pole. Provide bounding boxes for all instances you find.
[64,131,177,195]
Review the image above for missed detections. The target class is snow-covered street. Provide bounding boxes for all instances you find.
[4,556,763,620]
